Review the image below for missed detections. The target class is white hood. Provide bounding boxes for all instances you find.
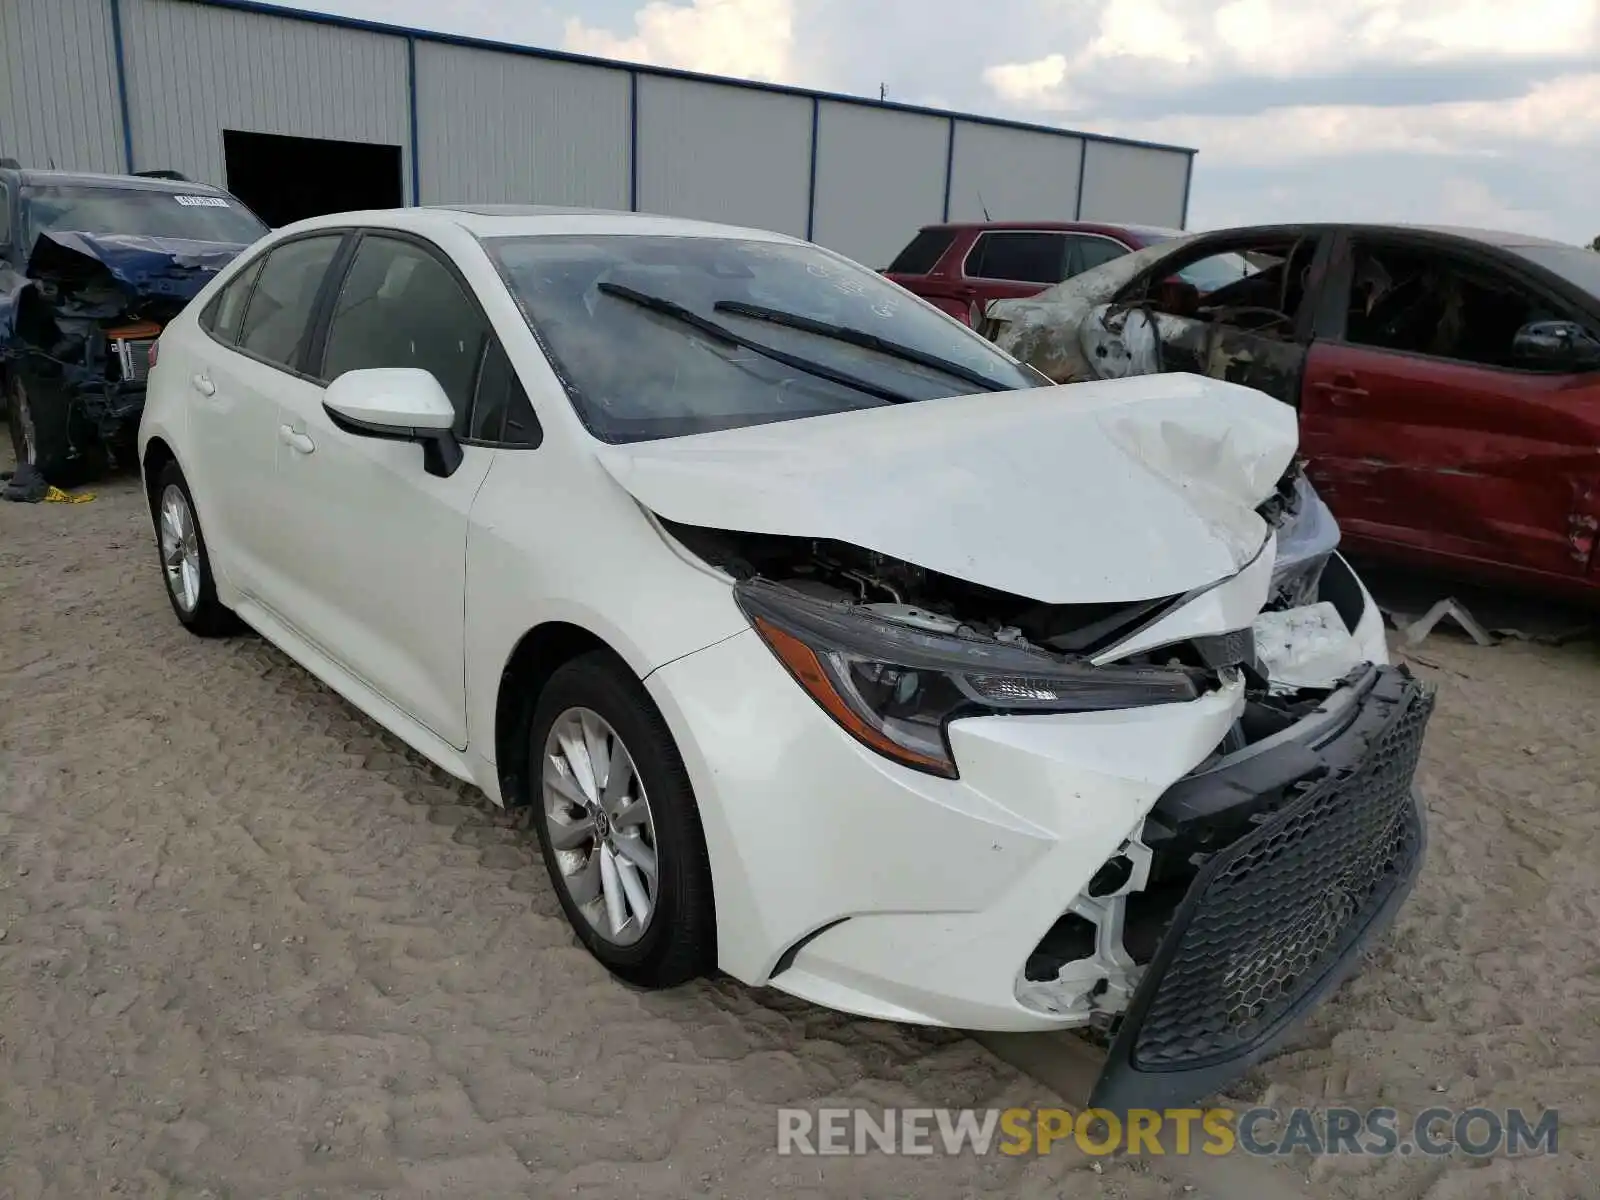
[593,372,1299,605]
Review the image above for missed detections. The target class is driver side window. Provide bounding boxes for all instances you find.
[1341,242,1577,371]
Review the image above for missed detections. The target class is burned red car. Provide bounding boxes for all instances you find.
[982,224,1600,601]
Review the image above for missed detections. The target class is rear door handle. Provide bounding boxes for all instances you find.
[191,373,215,397]
[278,425,315,455]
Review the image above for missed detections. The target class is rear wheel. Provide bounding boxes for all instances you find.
[526,652,715,988]
[151,460,240,636]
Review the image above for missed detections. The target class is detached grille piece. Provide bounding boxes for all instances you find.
[114,337,156,384]
[1129,676,1432,1071]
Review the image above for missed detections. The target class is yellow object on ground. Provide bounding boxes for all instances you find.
[44,486,94,504]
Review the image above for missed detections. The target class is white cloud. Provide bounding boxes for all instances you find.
[563,0,797,82]
[1081,71,1600,166]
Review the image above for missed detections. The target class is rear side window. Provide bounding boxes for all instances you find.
[236,235,343,370]
[202,256,265,345]
[887,228,957,275]
[469,338,542,447]
[966,232,1067,284]
[320,235,490,419]
[1069,236,1128,276]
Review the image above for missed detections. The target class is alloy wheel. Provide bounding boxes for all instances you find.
[158,484,202,613]
[541,706,660,946]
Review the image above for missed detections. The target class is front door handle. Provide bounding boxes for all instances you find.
[191,373,215,397]
[278,425,316,455]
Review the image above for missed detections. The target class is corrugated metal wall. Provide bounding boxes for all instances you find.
[1077,140,1191,228]
[634,74,812,237]
[947,121,1083,224]
[1,0,1195,257]
[0,0,125,173]
[414,42,630,209]
[120,0,410,192]
[810,102,947,269]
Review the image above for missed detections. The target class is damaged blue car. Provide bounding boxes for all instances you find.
[1,163,269,481]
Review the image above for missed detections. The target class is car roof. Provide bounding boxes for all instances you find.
[920,220,1152,235]
[917,218,1573,251]
[6,168,229,194]
[1162,220,1573,251]
[278,204,808,245]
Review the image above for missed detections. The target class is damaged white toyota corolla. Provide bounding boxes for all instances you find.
[139,207,1433,1112]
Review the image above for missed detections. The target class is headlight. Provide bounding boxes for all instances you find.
[735,579,1205,779]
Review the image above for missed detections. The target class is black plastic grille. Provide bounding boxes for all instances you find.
[1131,682,1433,1070]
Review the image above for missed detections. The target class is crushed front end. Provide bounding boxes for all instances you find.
[3,231,244,476]
[653,454,1430,1109]
[1085,662,1430,1112]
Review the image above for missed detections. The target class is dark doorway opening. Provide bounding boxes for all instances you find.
[223,129,404,229]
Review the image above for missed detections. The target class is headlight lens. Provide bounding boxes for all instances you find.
[736,579,1205,778]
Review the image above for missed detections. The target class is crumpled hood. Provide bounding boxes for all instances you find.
[594,371,1300,604]
[26,230,248,301]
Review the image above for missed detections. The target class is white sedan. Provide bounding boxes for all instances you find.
[138,205,1433,1111]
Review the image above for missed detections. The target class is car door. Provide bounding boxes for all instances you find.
[186,232,346,601]
[1300,234,1600,580]
[1081,230,1331,403]
[268,230,498,749]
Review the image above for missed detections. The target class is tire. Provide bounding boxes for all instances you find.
[5,370,76,483]
[526,651,716,988]
[150,461,241,637]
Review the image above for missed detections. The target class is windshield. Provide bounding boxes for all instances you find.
[21,185,269,250]
[483,233,1043,443]
[1175,252,1262,293]
[1512,244,1600,298]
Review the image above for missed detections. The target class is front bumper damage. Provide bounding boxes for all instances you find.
[1079,661,1433,1113]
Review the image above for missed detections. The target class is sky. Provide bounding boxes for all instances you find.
[280,0,1599,245]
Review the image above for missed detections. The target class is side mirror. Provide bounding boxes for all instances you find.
[1512,319,1600,372]
[323,367,463,477]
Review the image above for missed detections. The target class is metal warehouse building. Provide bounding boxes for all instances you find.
[0,0,1195,267]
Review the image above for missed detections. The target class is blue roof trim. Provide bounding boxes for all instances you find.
[110,0,137,173]
[178,0,1198,158]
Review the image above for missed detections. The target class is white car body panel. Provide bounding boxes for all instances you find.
[137,205,1404,1036]
[593,371,1300,605]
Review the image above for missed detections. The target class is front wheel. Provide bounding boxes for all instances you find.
[5,371,76,483]
[526,651,716,988]
[150,461,241,637]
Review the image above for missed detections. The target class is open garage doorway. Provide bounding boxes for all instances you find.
[223,130,404,229]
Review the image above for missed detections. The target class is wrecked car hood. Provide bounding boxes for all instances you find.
[25,230,249,305]
[594,372,1300,605]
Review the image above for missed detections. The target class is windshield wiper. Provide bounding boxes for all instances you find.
[713,300,1013,393]
[596,282,918,405]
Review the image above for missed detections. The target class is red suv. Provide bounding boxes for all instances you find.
[883,221,1187,326]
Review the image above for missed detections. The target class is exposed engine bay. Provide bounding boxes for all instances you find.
[660,459,1385,1029]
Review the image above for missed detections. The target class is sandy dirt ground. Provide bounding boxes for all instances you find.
[2,467,1596,1199]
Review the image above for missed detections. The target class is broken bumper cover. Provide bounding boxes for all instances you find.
[1090,663,1433,1114]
